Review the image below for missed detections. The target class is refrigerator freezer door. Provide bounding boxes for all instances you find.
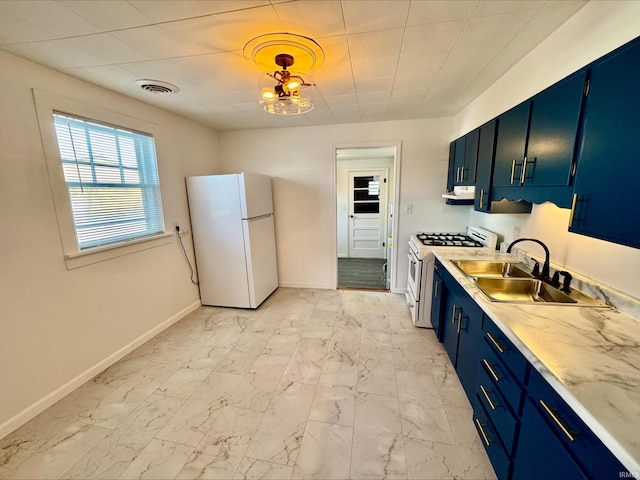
[243,214,278,308]
[186,175,251,308]
[239,173,274,219]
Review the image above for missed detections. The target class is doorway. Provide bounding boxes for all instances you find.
[335,145,399,291]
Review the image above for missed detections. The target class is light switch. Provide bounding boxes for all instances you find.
[406,204,413,214]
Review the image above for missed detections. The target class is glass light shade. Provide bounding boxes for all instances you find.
[258,71,314,115]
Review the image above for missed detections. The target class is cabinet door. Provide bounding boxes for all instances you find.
[447,141,456,192]
[475,120,497,212]
[441,292,460,367]
[461,129,479,185]
[570,40,640,249]
[430,262,445,340]
[512,398,587,480]
[493,102,530,187]
[525,70,586,187]
[452,137,466,186]
[456,306,483,400]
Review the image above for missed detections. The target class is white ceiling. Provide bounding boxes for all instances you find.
[0,0,587,131]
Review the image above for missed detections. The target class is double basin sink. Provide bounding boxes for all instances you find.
[452,260,605,306]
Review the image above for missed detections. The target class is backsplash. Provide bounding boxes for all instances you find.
[509,247,640,322]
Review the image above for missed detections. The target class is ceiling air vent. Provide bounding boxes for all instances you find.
[135,79,178,94]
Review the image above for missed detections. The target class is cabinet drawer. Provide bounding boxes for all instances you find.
[477,363,519,454]
[527,368,628,478]
[480,340,524,415]
[472,397,511,480]
[483,318,528,382]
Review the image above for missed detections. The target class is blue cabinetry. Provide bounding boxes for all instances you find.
[475,316,629,480]
[570,38,640,249]
[513,367,627,480]
[430,259,445,338]
[439,265,484,399]
[447,130,478,188]
[492,71,586,208]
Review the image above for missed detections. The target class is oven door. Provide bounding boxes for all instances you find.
[407,250,422,302]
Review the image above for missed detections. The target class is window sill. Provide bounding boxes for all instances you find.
[64,233,174,270]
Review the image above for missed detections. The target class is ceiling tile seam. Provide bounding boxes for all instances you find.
[385,0,418,121]
[0,2,274,47]
[338,0,360,124]
[405,1,481,113]
[438,3,549,114]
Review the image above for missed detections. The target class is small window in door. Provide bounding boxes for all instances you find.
[353,175,380,213]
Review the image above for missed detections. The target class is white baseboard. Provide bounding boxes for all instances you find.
[277,282,335,289]
[0,300,201,440]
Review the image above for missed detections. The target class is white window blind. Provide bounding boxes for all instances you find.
[53,112,164,250]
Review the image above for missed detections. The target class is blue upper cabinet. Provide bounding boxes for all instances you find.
[493,102,530,188]
[492,71,587,208]
[569,38,640,249]
[526,71,586,188]
[448,130,478,188]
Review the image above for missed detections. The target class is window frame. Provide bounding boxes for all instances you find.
[34,89,172,269]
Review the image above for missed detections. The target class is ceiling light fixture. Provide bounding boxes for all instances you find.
[258,53,315,115]
[244,33,324,116]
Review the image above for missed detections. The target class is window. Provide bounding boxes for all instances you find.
[52,112,164,250]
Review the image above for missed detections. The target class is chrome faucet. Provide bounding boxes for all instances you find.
[506,238,551,280]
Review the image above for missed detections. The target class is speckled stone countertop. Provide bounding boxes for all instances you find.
[432,247,640,474]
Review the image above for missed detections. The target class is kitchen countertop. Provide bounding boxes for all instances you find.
[431,247,640,474]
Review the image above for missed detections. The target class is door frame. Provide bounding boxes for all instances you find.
[332,141,402,292]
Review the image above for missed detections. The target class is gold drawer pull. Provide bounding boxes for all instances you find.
[483,359,500,382]
[486,332,505,353]
[539,400,575,442]
[480,385,497,410]
[475,418,491,446]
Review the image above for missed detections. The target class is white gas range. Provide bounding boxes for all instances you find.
[406,226,498,328]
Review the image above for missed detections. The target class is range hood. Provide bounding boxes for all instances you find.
[442,186,475,205]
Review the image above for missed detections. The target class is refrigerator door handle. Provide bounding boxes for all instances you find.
[245,213,273,221]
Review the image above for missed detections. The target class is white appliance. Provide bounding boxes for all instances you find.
[186,173,278,309]
[406,226,498,328]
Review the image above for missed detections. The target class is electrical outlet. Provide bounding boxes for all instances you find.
[514,226,521,239]
[178,228,189,237]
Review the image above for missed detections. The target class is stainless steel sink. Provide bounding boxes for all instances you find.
[472,277,606,306]
[453,260,533,278]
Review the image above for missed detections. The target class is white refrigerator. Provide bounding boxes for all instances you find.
[186,173,278,309]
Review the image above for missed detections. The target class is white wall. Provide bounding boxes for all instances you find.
[336,157,394,258]
[219,117,472,291]
[0,52,220,436]
[454,1,640,299]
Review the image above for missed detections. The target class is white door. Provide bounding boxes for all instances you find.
[348,170,387,258]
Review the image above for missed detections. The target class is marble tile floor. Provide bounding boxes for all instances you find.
[0,288,497,480]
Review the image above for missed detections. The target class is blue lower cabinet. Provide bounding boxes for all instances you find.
[512,397,587,480]
[473,396,512,480]
[524,368,629,479]
[477,364,519,456]
[479,340,524,417]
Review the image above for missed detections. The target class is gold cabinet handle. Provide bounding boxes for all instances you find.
[520,156,528,185]
[510,160,517,184]
[451,305,458,324]
[479,189,485,209]
[434,280,439,298]
[483,359,500,382]
[457,310,462,334]
[486,332,505,353]
[475,418,491,446]
[480,385,497,410]
[539,400,575,442]
[569,193,578,227]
